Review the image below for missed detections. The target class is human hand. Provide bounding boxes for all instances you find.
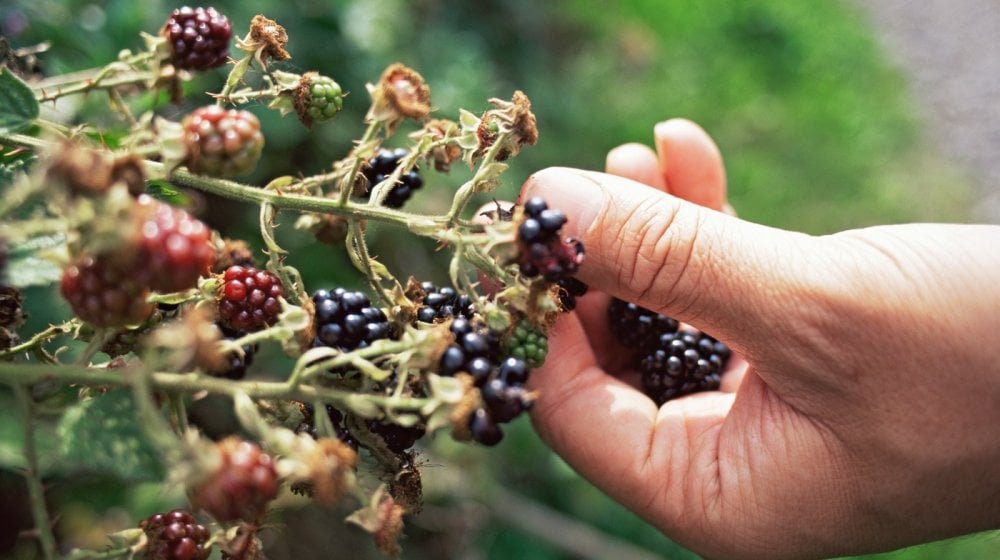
[521,119,1000,559]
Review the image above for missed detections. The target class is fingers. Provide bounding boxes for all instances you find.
[521,168,815,346]
[654,119,728,211]
[605,143,667,191]
[527,309,735,524]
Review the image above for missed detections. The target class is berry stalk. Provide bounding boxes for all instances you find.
[12,384,58,560]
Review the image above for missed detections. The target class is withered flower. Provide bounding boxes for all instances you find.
[367,63,432,132]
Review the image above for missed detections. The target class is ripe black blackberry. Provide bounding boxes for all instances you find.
[218,266,284,332]
[312,288,392,351]
[362,148,423,208]
[555,277,588,311]
[468,357,533,447]
[415,282,475,323]
[140,509,211,560]
[638,329,730,405]
[516,197,585,282]
[163,6,232,71]
[206,326,256,380]
[438,316,502,384]
[298,403,358,450]
[368,420,427,454]
[468,408,503,446]
[607,297,679,350]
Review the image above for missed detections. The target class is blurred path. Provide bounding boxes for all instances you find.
[859,1,1000,223]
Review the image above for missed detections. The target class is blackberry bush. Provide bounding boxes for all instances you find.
[0,12,571,558]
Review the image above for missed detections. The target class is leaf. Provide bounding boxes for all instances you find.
[58,389,164,482]
[0,67,39,134]
[6,255,63,288]
[145,180,193,207]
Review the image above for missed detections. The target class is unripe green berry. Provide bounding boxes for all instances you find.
[506,322,548,368]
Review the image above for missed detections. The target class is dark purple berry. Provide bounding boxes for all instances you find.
[469,408,503,446]
[312,288,393,354]
[362,148,423,208]
[163,6,232,71]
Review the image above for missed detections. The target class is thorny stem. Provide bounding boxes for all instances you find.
[12,384,58,560]
[0,321,78,360]
[34,71,158,103]
[444,129,514,225]
[339,119,383,205]
[30,50,157,92]
[0,362,433,414]
[346,220,393,307]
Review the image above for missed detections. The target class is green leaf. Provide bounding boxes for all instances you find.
[58,389,164,482]
[4,233,66,288]
[145,180,194,207]
[0,67,39,134]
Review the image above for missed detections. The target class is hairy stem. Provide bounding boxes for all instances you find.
[13,384,58,560]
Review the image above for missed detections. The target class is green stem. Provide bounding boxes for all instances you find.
[339,119,383,205]
[35,71,157,103]
[346,220,392,307]
[444,130,514,225]
[216,54,255,107]
[0,321,77,360]
[13,384,58,560]
[0,363,432,413]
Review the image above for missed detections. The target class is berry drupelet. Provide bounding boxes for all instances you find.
[506,322,548,368]
[311,288,392,351]
[437,317,502,384]
[163,7,232,71]
[555,277,588,312]
[140,509,211,560]
[516,197,585,282]
[362,148,423,209]
[181,105,264,177]
[607,297,680,350]
[218,266,284,332]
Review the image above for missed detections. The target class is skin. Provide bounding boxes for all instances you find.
[518,119,1000,559]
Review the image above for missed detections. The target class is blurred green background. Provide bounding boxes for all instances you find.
[0,0,993,559]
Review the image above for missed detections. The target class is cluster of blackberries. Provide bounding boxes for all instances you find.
[311,288,393,352]
[516,197,584,282]
[218,265,284,333]
[139,509,211,560]
[362,148,423,209]
[162,6,232,71]
[608,298,731,405]
[414,287,533,446]
[415,281,476,323]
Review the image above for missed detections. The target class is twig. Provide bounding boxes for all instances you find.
[13,384,58,560]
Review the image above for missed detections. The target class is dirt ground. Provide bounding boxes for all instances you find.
[859,0,1000,223]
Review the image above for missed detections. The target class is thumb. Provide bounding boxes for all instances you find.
[522,167,818,345]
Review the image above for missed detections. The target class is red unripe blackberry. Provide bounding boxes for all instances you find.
[192,438,279,523]
[361,148,423,208]
[140,509,211,560]
[163,7,232,71]
[218,266,284,332]
[135,195,215,294]
[61,255,153,328]
[182,106,264,177]
[607,297,679,350]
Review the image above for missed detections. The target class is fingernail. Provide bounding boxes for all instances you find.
[523,167,603,238]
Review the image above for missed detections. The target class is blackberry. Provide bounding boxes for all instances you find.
[182,105,264,177]
[607,297,679,350]
[506,322,548,368]
[136,195,215,294]
[192,438,279,523]
[295,73,344,126]
[361,148,423,209]
[438,317,502,384]
[206,326,256,380]
[140,509,211,560]
[298,403,358,450]
[516,197,585,282]
[311,288,392,351]
[163,6,232,71]
[218,266,284,333]
[60,255,153,328]
[555,277,588,311]
[415,282,475,323]
[368,420,426,454]
[481,371,533,423]
[638,329,729,405]
[212,238,257,273]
